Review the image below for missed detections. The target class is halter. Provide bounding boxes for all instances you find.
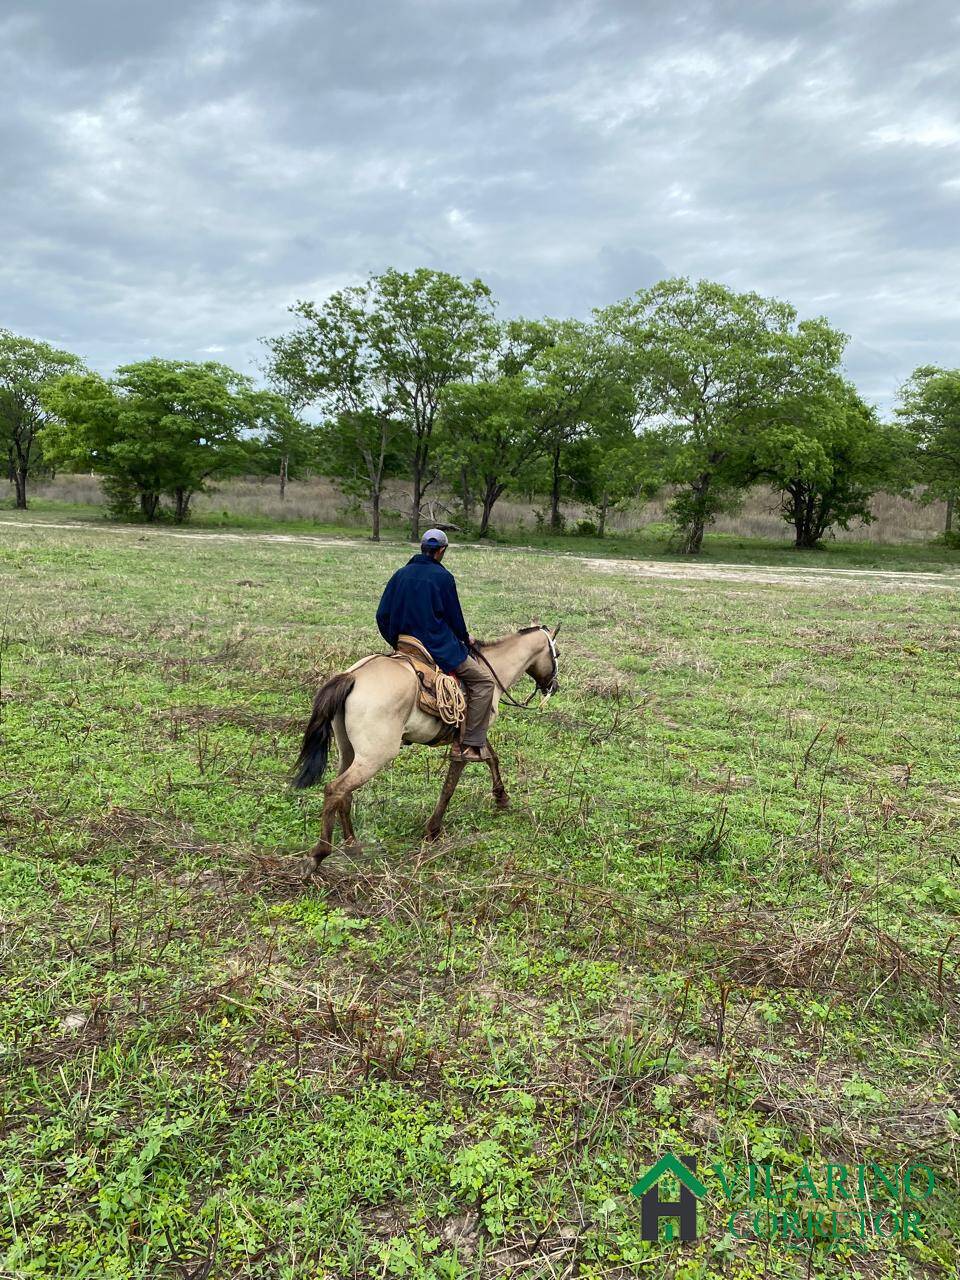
[542,625,559,692]
[469,624,560,710]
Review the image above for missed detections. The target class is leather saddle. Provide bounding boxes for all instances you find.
[391,634,466,731]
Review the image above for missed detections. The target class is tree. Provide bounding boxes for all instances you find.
[520,317,630,532]
[266,268,497,541]
[896,366,960,534]
[247,390,319,499]
[373,268,498,540]
[609,279,847,553]
[264,286,406,540]
[568,429,668,536]
[319,409,410,538]
[42,359,255,522]
[0,330,82,508]
[754,382,908,548]
[436,375,548,537]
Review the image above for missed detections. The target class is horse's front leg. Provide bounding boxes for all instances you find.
[486,742,509,809]
[425,755,467,841]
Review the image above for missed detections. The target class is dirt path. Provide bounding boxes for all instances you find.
[577,555,960,589]
[0,519,359,550]
[2,517,957,590]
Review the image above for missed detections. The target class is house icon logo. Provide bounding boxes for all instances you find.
[631,1154,707,1241]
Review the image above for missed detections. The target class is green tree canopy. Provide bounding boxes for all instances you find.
[567,429,669,536]
[264,285,406,540]
[436,373,548,537]
[896,365,960,534]
[318,409,411,535]
[754,381,909,548]
[246,390,320,499]
[42,359,256,522]
[266,267,497,540]
[518,317,632,532]
[608,279,847,552]
[0,329,83,508]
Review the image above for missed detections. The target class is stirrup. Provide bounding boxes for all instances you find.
[451,744,489,762]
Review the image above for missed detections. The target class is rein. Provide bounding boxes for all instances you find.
[469,624,559,711]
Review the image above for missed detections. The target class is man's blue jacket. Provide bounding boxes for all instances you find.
[376,552,469,673]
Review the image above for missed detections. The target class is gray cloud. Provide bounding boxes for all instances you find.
[2,0,959,409]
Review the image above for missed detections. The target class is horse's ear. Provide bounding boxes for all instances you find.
[551,623,561,639]
[530,616,541,627]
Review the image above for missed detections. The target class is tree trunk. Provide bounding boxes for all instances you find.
[549,444,562,532]
[946,494,955,535]
[279,453,288,500]
[598,491,608,538]
[681,516,705,555]
[140,491,160,521]
[370,487,381,542]
[174,488,191,523]
[479,484,498,538]
[9,436,30,507]
[678,471,711,554]
[792,488,822,549]
[792,497,808,548]
[459,465,474,524]
[411,465,422,542]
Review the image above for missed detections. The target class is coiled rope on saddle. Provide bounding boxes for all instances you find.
[392,635,466,727]
[433,670,467,726]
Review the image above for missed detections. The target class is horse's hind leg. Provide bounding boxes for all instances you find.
[333,712,354,775]
[311,789,340,867]
[339,791,357,846]
[486,742,509,809]
[307,676,408,869]
[333,713,358,846]
[310,753,397,869]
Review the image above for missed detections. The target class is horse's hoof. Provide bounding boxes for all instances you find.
[306,846,333,874]
[424,825,442,843]
[493,792,510,810]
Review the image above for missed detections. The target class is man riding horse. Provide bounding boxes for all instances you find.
[292,534,559,866]
[375,528,495,763]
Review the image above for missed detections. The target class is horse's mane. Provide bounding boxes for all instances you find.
[473,625,542,650]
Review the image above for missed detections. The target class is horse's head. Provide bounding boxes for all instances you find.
[525,623,560,698]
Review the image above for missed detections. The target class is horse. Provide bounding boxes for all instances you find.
[292,624,560,867]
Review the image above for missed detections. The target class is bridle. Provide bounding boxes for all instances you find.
[541,626,560,694]
[469,624,560,710]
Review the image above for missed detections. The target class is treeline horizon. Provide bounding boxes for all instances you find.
[3,268,959,551]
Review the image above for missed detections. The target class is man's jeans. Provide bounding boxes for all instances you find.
[454,655,496,748]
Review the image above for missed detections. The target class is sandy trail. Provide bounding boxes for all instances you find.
[577,556,960,589]
[2,518,957,590]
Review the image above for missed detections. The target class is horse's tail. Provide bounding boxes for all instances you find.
[291,672,356,790]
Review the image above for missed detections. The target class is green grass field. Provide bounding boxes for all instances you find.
[2,522,959,1279]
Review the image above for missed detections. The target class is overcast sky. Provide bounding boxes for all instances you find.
[3,0,959,411]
